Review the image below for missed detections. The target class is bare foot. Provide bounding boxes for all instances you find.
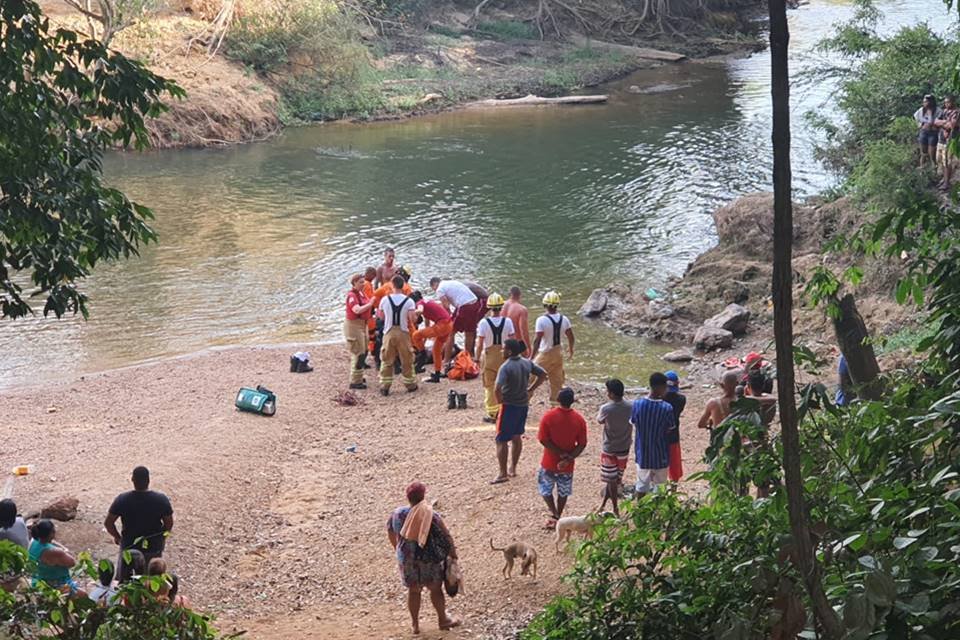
[439,615,462,630]
[507,466,517,477]
[490,476,508,485]
[412,623,420,635]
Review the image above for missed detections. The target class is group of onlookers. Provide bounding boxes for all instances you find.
[0,466,186,608]
[914,93,959,190]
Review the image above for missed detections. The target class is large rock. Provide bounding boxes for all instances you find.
[578,289,608,317]
[705,303,751,335]
[647,300,675,319]
[40,497,79,522]
[662,349,694,363]
[694,325,734,351]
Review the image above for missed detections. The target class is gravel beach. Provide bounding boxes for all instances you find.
[1,344,717,639]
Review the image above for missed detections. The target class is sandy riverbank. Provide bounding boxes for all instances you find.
[1,343,725,639]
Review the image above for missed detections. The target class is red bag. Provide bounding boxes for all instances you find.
[447,350,479,380]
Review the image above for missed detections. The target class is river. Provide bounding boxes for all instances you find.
[0,0,944,389]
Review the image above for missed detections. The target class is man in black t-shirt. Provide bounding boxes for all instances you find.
[663,371,687,483]
[104,466,173,580]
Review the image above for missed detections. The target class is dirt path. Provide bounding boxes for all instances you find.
[1,344,716,639]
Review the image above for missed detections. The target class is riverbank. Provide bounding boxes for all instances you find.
[1,344,715,639]
[582,192,920,367]
[39,0,765,149]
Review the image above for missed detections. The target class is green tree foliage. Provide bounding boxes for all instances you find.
[0,542,229,639]
[0,0,182,320]
[523,378,960,638]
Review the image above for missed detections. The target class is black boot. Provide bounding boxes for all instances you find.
[447,390,457,410]
[425,371,442,384]
[457,393,468,410]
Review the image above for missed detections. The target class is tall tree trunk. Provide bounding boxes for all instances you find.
[768,0,844,637]
[833,293,882,400]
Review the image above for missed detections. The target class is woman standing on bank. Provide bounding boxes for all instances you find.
[387,482,461,635]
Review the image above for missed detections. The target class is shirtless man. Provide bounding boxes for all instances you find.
[375,248,398,288]
[502,286,531,357]
[697,371,740,431]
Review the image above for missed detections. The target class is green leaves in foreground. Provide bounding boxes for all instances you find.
[0,0,183,320]
[524,374,960,639]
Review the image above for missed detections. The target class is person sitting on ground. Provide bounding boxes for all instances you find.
[105,466,174,582]
[538,387,588,528]
[597,379,632,516]
[145,557,173,600]
[697,371,740,432]
[491,339,547,485]
[631,373,675,496]
[88,559,118,606]
[502,286,531,357]
[0,499,28,549]
[915,94,941,170]
[166,574,192,609]
[118,549,146,584]
[663,371,687,483]
[386,482,461,635]
[28,519,83,595]
[0,499,29,592]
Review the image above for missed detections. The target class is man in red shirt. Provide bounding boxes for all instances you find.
[537,387,588,527]
[410,291,454,383]
[344,273,375,389]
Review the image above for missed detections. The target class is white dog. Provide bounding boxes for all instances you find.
[555,515,594,551]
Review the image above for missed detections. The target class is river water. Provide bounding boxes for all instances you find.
[0,0,943,389]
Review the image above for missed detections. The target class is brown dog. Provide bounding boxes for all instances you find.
[490,538,538,580]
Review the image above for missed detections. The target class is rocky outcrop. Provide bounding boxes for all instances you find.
[705,303,751,335]
[694,326,734,351]
[29,496,79,522]
[578,289,609,317]
[662,349,694,362]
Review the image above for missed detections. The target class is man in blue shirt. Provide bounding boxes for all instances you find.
[631,372,674,495]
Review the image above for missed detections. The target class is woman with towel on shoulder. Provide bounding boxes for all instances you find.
[386,482,461,635]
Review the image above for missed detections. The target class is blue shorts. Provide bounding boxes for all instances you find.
[496,404,528,442]
[538,468,574,498]
[919,130,939,147]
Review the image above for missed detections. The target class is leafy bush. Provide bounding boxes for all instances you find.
[0,544,227,639]
[524,377,960,639]
[476,20,537,41]
[226,0,379,121]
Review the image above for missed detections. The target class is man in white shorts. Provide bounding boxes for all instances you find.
[630,372,674,495]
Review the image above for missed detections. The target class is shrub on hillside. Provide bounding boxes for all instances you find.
[225,0,378,120]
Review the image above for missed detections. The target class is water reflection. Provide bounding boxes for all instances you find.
[0,0,943,389]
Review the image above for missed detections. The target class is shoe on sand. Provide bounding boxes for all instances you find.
[380,388,390,397]
[349,383,367,390]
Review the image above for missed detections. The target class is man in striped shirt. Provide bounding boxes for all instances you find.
[630,372,675,495]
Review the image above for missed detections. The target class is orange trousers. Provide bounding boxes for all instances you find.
[411,320,453,373]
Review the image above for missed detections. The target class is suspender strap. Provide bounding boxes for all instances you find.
[387,295,410,327]
[485,318,505,345]
[549,315,564,346]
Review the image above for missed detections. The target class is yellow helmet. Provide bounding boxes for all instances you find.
[399,265,412,278]
[542,291,561,306]
[487,292,505,308]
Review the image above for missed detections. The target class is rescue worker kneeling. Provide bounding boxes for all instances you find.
[377,275,419,396]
